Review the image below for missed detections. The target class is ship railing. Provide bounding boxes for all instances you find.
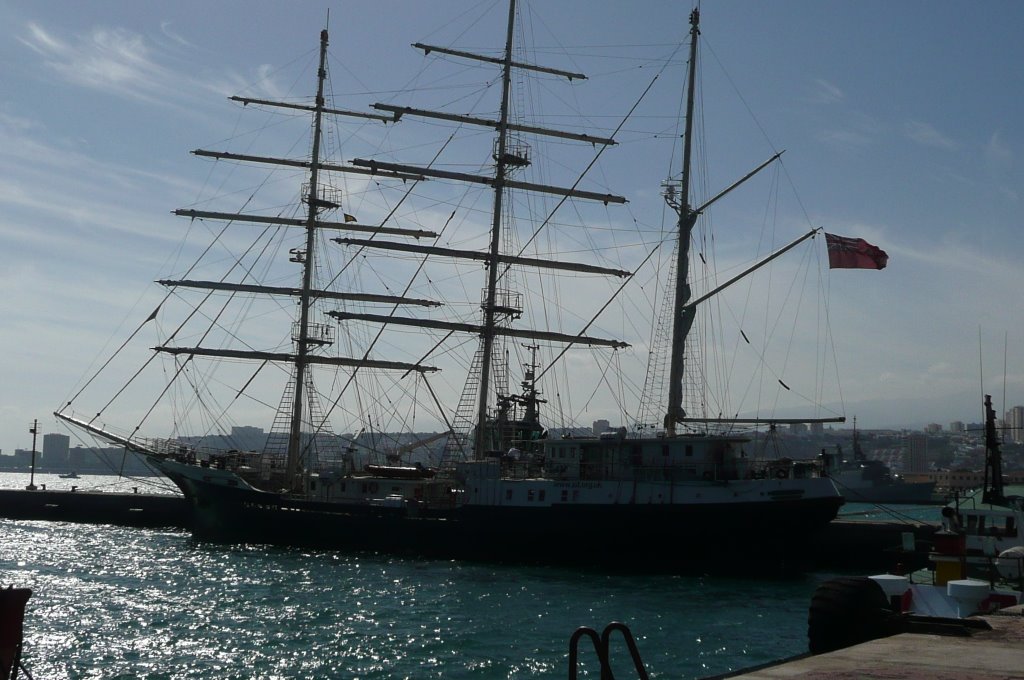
[568,457,828,482]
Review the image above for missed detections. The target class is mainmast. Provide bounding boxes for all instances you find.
[350,0,628,460]
[663,9,701,437]
[284,29,330,486]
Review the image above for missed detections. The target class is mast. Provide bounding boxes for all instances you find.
[348,0,625,460]
[473,0,519,459]
[285,28,331,486]
[664,9,701,437]
[982,394,1005,505]
[27,419,38,491]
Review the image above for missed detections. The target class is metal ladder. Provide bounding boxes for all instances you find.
[568,622,649,680]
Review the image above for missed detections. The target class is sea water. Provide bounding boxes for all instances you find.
[0,473,940,679]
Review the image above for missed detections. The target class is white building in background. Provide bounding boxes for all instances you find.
[1004,406,1024,444]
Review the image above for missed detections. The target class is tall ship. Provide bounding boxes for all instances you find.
[57,4,845,568]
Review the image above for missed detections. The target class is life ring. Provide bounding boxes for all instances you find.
[775,469,788,480]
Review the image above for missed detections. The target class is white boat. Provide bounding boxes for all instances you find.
[56,5,847,569]
[931,395,1024,580]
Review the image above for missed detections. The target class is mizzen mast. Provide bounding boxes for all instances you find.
[663,8,702,437]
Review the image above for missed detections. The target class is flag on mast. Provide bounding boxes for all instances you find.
[824,233,888,270]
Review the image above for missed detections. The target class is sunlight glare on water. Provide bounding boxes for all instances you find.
[0,476,831,679]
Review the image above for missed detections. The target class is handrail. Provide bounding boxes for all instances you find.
[568,621,649,680]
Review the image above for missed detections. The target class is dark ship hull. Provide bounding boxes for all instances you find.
[163,456,843,571]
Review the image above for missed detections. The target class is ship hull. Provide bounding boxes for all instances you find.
[835,481,937,505]
[166,463,842,571]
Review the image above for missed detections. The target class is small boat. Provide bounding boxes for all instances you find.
[931,395,1024,580]
[56,4,850,569]
[58,471,79,479]
[808,395,1024,655]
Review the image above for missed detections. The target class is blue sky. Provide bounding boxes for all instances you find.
[2,1,1023,451]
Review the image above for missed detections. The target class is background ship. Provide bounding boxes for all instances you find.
[826,430,936,504]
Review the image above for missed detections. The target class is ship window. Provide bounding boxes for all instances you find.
[528,490,535,502]
[309,481,316,491]
[685,445,693,457]
[506,489,513,501]
[561,490,568,502]
[539,489,546,501]
[662,444,669,457]
[1007,517,1017,537]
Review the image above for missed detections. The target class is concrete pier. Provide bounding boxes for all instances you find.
[0,489,189,529]
[711,605,1024,679]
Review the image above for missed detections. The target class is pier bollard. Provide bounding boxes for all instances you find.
[71,486,77,492]
[133,487,139,494]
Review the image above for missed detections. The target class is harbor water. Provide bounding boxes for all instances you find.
[0,473,942,679]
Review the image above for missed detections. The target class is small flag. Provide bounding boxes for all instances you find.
[824,233,888,270]
[145,304,161,323]
[344,213,357,223]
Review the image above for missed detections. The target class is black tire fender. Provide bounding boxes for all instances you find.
[807,576,896,655]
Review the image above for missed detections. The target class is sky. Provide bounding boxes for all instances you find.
[2,0,1024,452]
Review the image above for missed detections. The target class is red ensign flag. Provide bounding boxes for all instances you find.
[824,233,888,270]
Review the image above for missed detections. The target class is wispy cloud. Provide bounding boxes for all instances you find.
[985,131,1013,171]
[17,21,288,111]
[815,111,884,154]
[0,110,42,133]
[904,120,956,150]
[17,22,67,56]
[983,132,1018,203]
[810,78,844,104]
[159,21,193,49]
[20,22,173,106]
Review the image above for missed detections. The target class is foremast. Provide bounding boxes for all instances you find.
[474,0,520,460]
[151,29,436,489]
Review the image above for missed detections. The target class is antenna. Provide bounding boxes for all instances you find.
[978,326,984,423]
